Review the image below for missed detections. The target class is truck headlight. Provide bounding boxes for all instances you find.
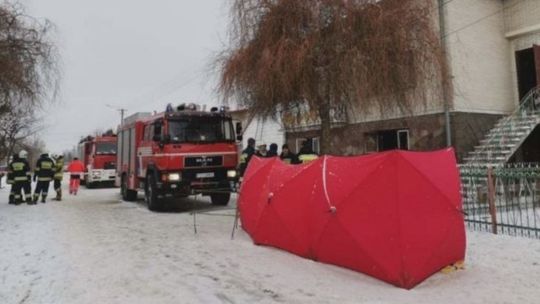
[168,173,181,182]
[227,170,237,178]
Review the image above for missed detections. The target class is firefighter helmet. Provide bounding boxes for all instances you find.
[19,150,28,159]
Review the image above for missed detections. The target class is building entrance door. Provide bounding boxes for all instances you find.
[515,46,540,100]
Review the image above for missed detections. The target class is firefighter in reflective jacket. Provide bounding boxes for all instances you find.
[239,138,256,177]
[53,155,64,201]
[297,140,318,164]
[8,153,33,205]
[33,153,55,203]
[18,150,33,203]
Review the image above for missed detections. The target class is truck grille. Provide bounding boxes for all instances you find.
[104,162,116,170]
[184,155,223,168]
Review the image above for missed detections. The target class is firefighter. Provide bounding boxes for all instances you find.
[297,139,319,164]
[8,152,33,205]
[67,157,85,195]
[280,144,300,164]
[33,153,55,203]
[239,138,256,177]
[18,150,33,203]
[53,155,64,201]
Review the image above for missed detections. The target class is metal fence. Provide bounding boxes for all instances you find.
[460,163,540,238]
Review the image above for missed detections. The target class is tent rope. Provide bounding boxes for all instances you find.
[322,156,336,213]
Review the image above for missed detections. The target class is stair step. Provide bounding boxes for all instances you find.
[474,144,515,149]
[484,131,528,137]
[495,118,538,126]
[479,137,521,144]
[469,149,511,154]
[464,156,506,161]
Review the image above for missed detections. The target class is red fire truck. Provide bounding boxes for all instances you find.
[78,134,118,188]
[116,104,241,210]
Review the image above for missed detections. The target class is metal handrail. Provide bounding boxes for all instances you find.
[465,86,540,165]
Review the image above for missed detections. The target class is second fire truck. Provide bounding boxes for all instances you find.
[116,103,241,211]
[78,134,118,188]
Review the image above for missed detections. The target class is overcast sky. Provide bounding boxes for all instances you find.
[24,0,230,153]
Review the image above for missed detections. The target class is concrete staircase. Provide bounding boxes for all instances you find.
[460,87,540,212]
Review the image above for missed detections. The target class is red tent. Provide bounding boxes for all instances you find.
[239,149,466,289]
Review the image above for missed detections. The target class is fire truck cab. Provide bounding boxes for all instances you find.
[78,135,118,188]
[116,104,241,211]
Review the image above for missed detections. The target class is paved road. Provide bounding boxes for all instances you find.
[1,182,539,304]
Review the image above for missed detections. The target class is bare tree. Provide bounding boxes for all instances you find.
[219,0,449,154]
[0,1,60,161]
[0,103,42,161]
[0,2,59,110]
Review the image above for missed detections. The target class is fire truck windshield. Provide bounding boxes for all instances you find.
[96,142,117,155]
[168,117,235,143]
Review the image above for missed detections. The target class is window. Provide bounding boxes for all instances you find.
[312,137,320,155]
[143,125,151,142]
[295,137,320,154]
[374,129,409,152]
[154,121,163,138]
[167,117,235,143]
[96,142,117,155]
[397,130,409,150]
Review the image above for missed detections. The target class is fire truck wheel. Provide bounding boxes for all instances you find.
[121,176,137,202]
[145,175,162,211]
[210,193,231,206]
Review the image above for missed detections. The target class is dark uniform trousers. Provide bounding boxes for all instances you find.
[33,156,55,203]
[34,179,52,201]
[12,181,31,203]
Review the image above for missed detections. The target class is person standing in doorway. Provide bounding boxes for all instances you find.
[67,157,85,195]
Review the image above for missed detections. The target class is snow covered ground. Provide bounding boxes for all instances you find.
[1,180,540,304]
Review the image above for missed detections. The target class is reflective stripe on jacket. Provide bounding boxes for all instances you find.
[35,157,55,181]
[54,159,64,180]
[298,154,318,163]
[8,160,31,183]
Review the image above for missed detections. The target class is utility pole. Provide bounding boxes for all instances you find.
[106,104,128,126]
[119,108,126,126]
[438,0,452,147]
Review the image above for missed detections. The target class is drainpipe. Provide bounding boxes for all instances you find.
[438,0,452,147]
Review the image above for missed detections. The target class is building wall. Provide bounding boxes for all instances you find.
[445,0,515,114]
[230,110,285,151]
[286,112,502,162]
[243,117,284,149]
[504,0,540,103]
[504,0,540,34]
[282,1,538,160]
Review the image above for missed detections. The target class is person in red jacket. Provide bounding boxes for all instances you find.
[67,157,85,195]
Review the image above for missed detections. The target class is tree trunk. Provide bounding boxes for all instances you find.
[319,102,332,155]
